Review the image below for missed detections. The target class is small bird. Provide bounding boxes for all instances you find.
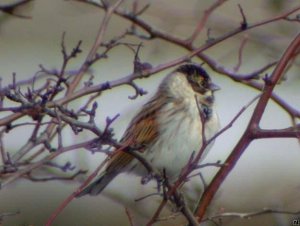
[77,63,220,197]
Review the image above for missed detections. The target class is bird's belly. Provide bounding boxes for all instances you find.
[147,113,203,181]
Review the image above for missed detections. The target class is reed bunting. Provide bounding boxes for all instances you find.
[77,63,220,197]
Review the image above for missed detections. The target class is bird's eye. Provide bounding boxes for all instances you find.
[199,77,208,87]
[187,74,209,93]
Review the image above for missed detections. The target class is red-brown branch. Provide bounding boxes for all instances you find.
[195,32,300,222]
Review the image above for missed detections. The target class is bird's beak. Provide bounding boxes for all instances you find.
[209,83,221,91]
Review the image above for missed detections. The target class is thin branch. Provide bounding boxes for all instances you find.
[11,130,49,162]
[66,0,124,96]
[252,125,300,139]
[238,4,248,30]
[187,0,228,44]
[25,170,87,182]
[146,196,168,226]
[1,139,97,188]
[134,192,161,202]
[233,35,248,72]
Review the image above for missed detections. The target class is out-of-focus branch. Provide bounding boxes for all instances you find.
[0,211,20,224]
[25,170,87,182]
[0,0,33,19]
[204,208,300,222]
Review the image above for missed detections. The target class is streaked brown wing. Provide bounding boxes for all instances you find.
[106,95,163,172]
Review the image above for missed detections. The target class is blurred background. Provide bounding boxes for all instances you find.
[0,0,300,225]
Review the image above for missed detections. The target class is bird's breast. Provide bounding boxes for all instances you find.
[143,99,219,181]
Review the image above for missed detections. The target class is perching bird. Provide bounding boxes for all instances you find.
[77,63,220,197]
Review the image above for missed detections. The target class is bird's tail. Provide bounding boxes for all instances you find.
[76,170,118,197]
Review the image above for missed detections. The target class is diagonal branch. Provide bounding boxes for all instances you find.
[187,0,229,44]
[195,32,300,222]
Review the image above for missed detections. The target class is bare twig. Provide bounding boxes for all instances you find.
[187,0,229,44]
[238,4,248,30]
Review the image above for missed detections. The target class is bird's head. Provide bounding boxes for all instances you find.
[176,63,220,106]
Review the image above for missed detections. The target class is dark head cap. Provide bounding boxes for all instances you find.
[176,63,220,93]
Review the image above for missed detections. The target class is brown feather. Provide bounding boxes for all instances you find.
[105,93,167,173]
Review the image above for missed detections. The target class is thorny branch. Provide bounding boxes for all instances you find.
[0,1,299,226]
